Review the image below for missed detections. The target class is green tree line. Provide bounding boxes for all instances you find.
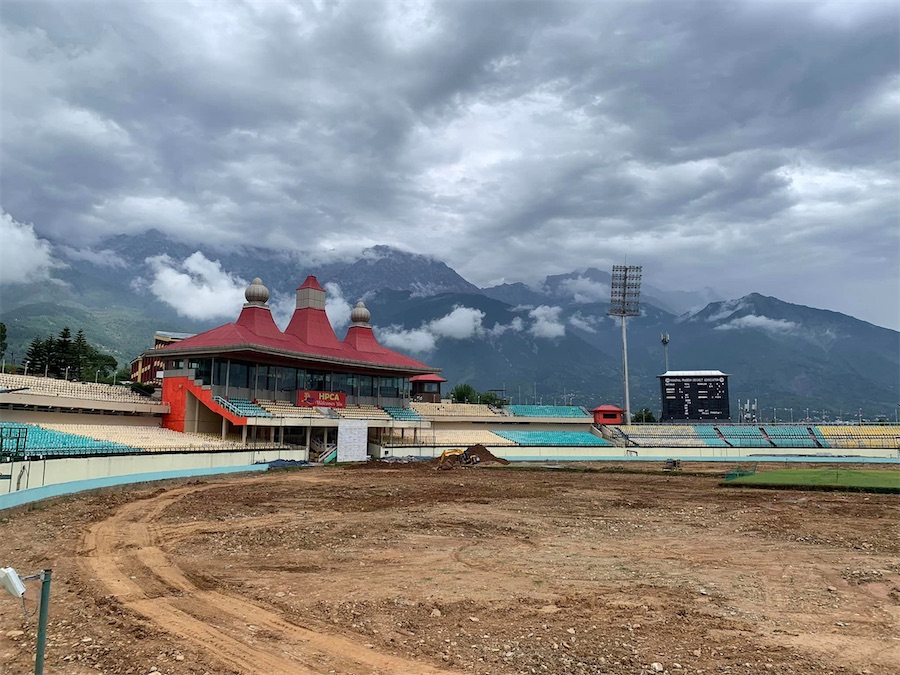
[22,326,119,381]
[449,383,504,406]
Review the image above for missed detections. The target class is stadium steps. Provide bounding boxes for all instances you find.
[714,427,733,447]
[807,427,824,448]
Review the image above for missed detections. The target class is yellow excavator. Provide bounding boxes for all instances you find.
[435,447,481,470]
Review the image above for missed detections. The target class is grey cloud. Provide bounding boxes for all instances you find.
[1,0,897,329]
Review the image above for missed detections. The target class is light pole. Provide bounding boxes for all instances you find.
[95,370,100,384]
[64,365,70,381]
[661,333,670,372]
[609,264,642,425]
[23,360,29,377]
[0,567,52,675]
[790,407,793,423]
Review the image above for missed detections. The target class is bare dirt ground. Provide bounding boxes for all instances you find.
[0,462,898,675]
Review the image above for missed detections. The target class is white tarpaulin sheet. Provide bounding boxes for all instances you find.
[337,419,368,462]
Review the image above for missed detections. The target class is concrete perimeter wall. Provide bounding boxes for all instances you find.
[0,448,308,510]
[377,444,900,462]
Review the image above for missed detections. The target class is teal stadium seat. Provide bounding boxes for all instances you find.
[506,405,590,418]
[492,430,612,446]
[0,422,138,458]
[383,407,423,421]
[810,427,831,448]
[693,426,731,447]
[762,425,817,448]
[717,426,771,448]
[213,396,273,418]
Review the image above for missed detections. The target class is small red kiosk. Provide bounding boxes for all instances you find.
[410,373,447,403]
[591,404,624,425]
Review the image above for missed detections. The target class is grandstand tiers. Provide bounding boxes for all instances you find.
[507,405,590,418]
[605,423,900,453]
[0,373,167,415]
[149,276,441,441]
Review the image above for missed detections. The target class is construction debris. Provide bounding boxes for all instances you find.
[432,444,510,470]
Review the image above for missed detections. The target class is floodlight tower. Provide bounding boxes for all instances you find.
[660,332,670,372]
[609,265,642,424]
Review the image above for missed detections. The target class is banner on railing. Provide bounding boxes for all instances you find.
[297,390,346,408]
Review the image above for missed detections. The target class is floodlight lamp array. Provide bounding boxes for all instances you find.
[608,265,642,317]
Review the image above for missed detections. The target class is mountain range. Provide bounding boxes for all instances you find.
[1,230,897,420]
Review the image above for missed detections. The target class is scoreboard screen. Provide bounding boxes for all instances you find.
[659,375,730,421]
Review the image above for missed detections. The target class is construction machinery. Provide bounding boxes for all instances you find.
[435,447,481,470]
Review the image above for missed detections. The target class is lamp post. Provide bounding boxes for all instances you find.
[95,370,100,384]
[64,365,70,381]
[23,360,29,377]
[608,264,642,425]
[0,567,52,675]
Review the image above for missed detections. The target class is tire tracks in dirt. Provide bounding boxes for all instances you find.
[79,478,456,675]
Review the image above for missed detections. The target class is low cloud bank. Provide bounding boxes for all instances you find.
[145,252,247,320]
[0,211,63,284]
[714,314,799,334]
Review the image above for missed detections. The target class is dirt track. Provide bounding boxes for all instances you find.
[1,464,898,674]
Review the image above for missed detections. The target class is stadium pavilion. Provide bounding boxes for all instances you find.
[149,276,439,454]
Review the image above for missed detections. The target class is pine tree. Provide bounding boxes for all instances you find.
[43,335,59,376]
[55,326,74,378]
[0,322,7,361]
[24,337,48,375]
[73,329,89,381]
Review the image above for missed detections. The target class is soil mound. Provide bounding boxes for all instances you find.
[432,444,511,470]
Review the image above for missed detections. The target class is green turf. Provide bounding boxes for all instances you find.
[726,468,900,491]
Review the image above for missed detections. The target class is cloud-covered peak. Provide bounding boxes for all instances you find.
[2,0,897,329]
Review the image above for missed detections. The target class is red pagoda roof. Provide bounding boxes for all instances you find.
[410,373,447,382]
[156,277,437,374]
[298,275,325,291]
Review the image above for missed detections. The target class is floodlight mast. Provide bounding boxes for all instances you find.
[661,333,670,372]
[609,265,642,424]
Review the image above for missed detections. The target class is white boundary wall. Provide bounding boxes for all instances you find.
[2,448,307,494]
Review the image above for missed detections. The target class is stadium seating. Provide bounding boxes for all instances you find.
[492,430,612,447]
[616,424,701,447]
[0,422,137,457]
[411,402,498,417]
[815,425,900,449]
[38,424,272,451]
[213,396,272,418]
[386,429,516,447]
[693,426,731,448]
[717,426,772,448]
[0,373,159,405]
[506,405,590,418]
[614,424,725,448]
[762,425,818,448]
[257,400,323,418]
[810,426,831,448]
[333,404,392,421]
[383,406,423,421]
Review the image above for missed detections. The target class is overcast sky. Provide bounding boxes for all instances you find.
[1,0,898,329]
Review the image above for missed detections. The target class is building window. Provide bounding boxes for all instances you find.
[195,359,212,386]
[380,376,399,398]
[228,361,249,389]
[359,375,373,397]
